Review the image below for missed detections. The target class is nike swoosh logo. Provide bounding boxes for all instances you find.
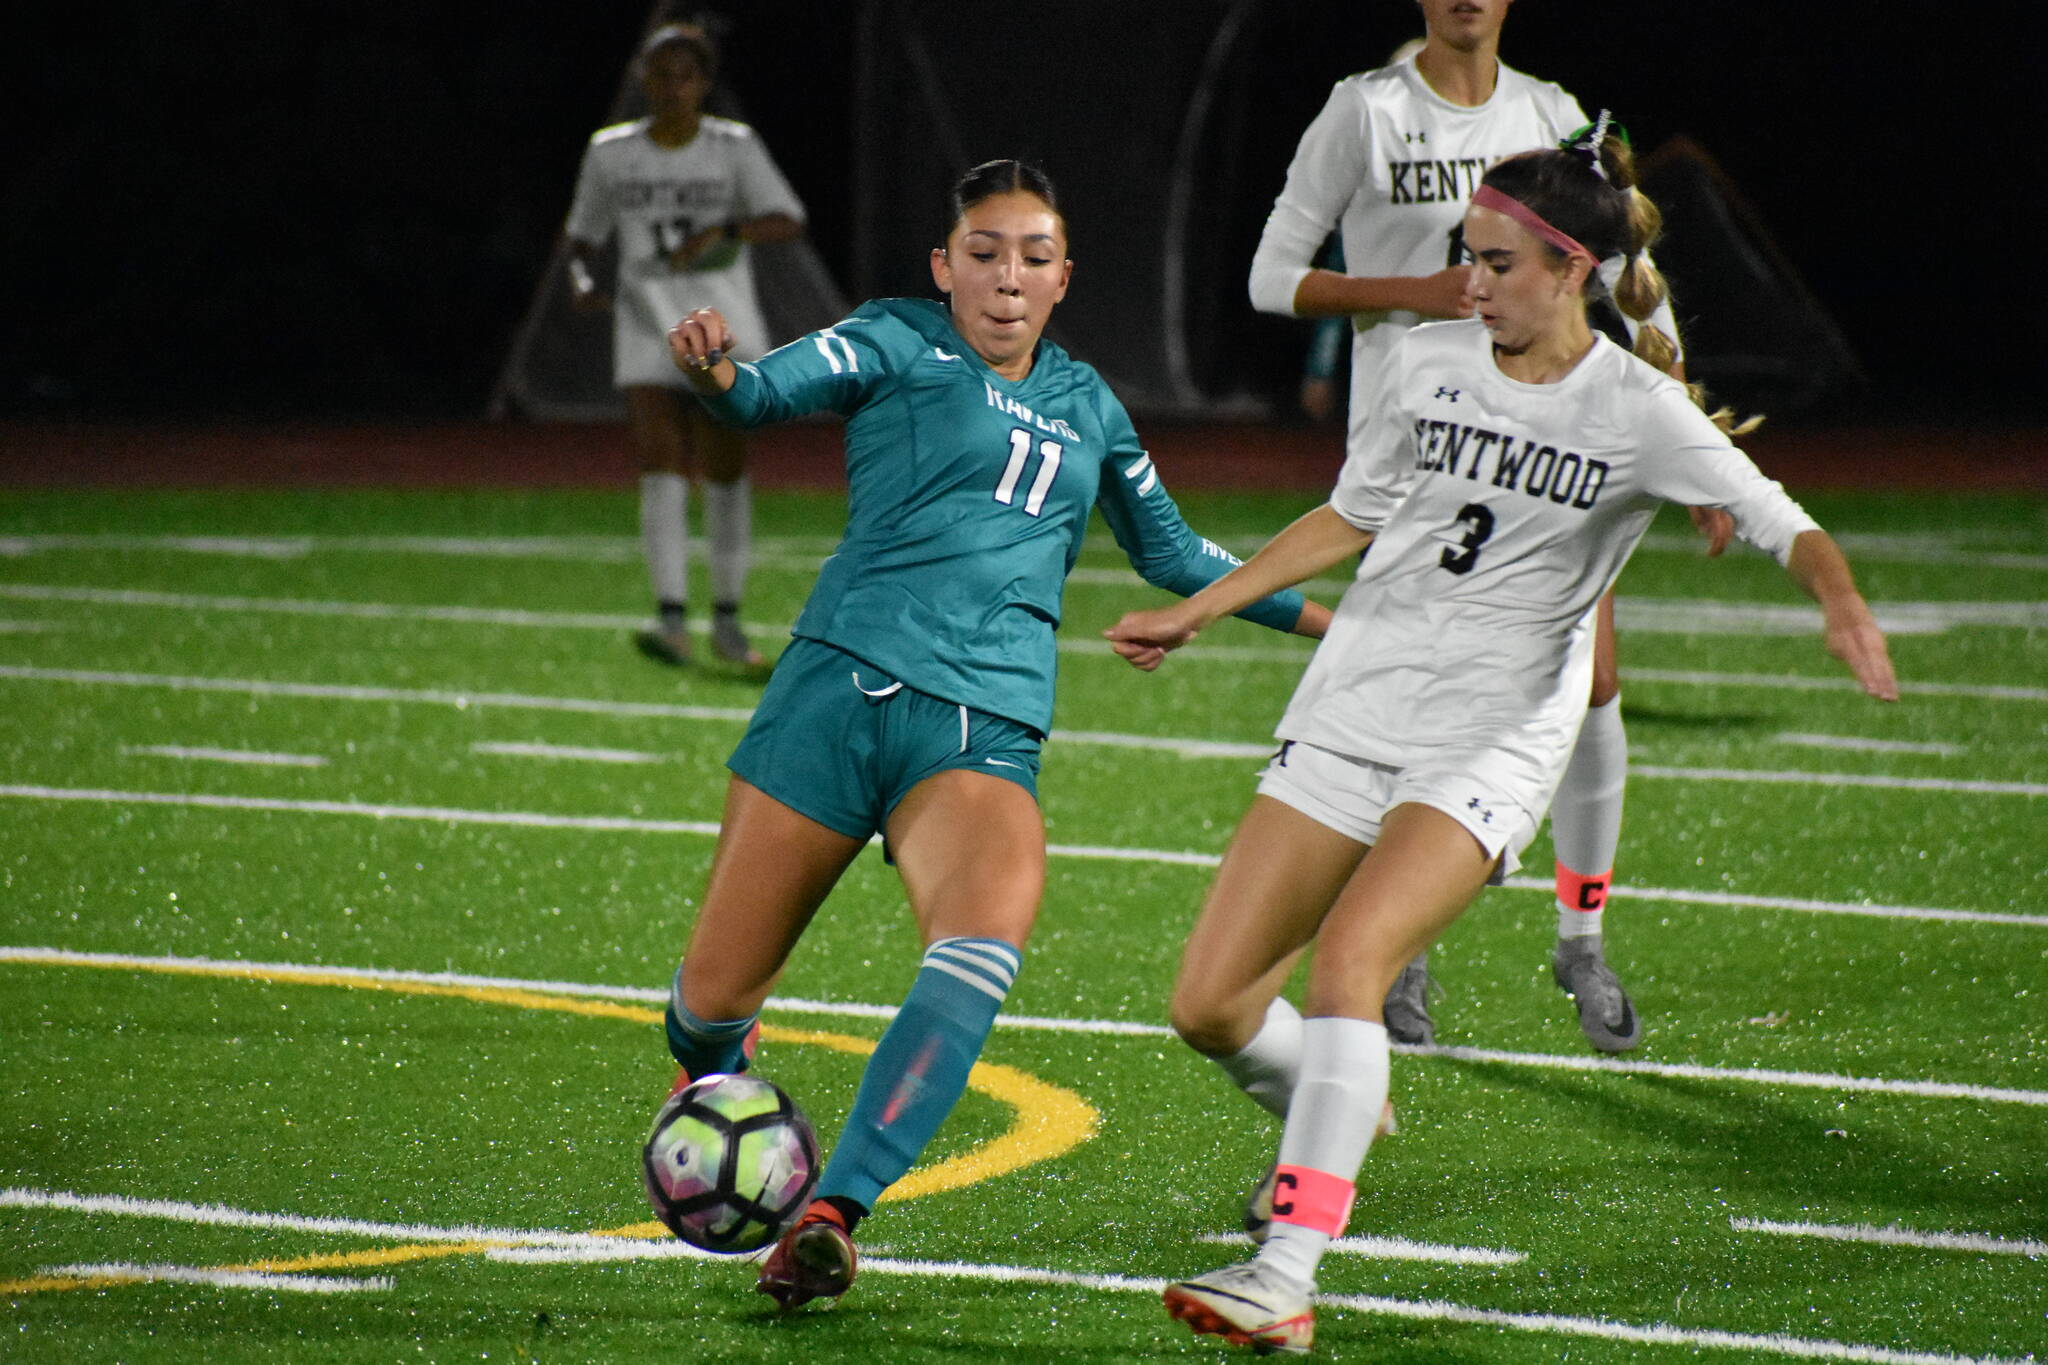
[934,348,961,361]
[984,757,1024,770]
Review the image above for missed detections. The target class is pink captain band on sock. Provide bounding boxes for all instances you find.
[1556,865,1612,912]
[1271,1165,1356,1237]
[1471,185,1594,262]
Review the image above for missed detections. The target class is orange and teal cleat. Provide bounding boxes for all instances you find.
[756,1201,857,1311]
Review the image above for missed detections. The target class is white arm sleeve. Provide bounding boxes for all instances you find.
[1327,339,1415,531]
[733,130,805,224]
[1637,388,1817,563]
[562,139,613,246]
[1248,81,1369,317]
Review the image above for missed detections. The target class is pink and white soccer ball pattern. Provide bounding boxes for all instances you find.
[642,1071,817,1254]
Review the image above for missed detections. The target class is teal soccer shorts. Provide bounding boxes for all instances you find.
[727,638,1043,840]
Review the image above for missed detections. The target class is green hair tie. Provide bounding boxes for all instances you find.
[1564,114,1630,150]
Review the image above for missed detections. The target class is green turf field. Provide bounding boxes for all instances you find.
[1,483,2042,1363]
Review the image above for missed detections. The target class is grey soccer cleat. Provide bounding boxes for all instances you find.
[1382,957,1436,1046]
[709,606,765,667]
[1553,938,1642,1052]
[1243,1162,1278,1244]
[634,625,692,666]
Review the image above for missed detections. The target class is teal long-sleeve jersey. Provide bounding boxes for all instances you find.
[704,297,1308,736]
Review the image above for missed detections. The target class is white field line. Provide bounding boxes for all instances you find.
[1611,598,2048,637]
[37,1263,392,1293]
[471,741,665,764]
[1308,1285,2031,1365]
[11,527,2045,575]
[1195,1231,1524,1266]
[0,785,723,837]
[6,947,2046,1110]
[0,1186,640,1248]
[1415,1044,2048,1109]
[123,744,328,768]
[1,786,2040,929]
[0,618,61,632]
[1491,875,2048,930]
[3,665,2042,796]
[1630,765,2047,798]
[1773,733,1964,757]
[0,533,648,564]
[0,582,1295,660]
[1622,668,2048,704]
[1049,728,1270,760]
[842,1257,2037,1365]
[1731,1217,2048,1258]
[0,583,645,631]
[1640,530,2048,574]
[0,665,759,723]
[0,532,854,564]
[9,581,2048,665]
[4,1185,2018,1362]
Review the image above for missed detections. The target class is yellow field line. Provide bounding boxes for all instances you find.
[3,951,1099,1296]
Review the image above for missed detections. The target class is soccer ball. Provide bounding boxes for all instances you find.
[641,1072,819,1254]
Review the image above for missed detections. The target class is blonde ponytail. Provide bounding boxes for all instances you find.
[1599,130,1760,435]
[1494,120,1765,436]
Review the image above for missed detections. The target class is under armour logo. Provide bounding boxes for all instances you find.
[1435,387,1461,402]
[1405,130,1428,144]
[1467,797,1494,823]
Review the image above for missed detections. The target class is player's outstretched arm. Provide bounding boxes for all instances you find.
[1785,530,1898,701]
[667,308,739,395]
[565,239,611,313]
[1106,504,1367,671]
[1687,504,1735,557]
[1292,266,1474,320]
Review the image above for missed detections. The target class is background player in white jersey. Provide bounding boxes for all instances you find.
[1114,128,1896,1356]
[564,23,805,667]
[1248,0,1717,1052]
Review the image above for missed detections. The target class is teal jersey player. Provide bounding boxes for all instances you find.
[706,295,1306,737]
[653,161,1329,1314]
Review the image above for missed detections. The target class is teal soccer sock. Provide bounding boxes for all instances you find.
[662,966,758,1079]
[817,937,1022,1210]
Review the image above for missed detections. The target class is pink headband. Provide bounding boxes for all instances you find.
[1471,184,1594,262]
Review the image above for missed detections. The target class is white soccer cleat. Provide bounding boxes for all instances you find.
[1163,1259,1314,1355]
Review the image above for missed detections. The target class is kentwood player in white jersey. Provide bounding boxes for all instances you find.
[1248,0,1697,1054]
[1121,136,1896,1357]
[1250,46,1590,425]
[1279,319,1803,819]
[565,24,806,668]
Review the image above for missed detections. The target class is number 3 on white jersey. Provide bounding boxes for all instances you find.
[994,428,1062,517]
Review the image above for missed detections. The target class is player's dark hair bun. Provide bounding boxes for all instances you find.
[948,160,1063,238]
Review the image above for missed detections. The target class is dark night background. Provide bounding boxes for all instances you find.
[7,2,2034,435]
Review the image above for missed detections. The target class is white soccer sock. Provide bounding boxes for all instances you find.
[1552,695,1627,941]
[1211,997,1302,1119]
[702,475,751,608]
[640,472,689,611]
[1255,1016,1389,1291]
